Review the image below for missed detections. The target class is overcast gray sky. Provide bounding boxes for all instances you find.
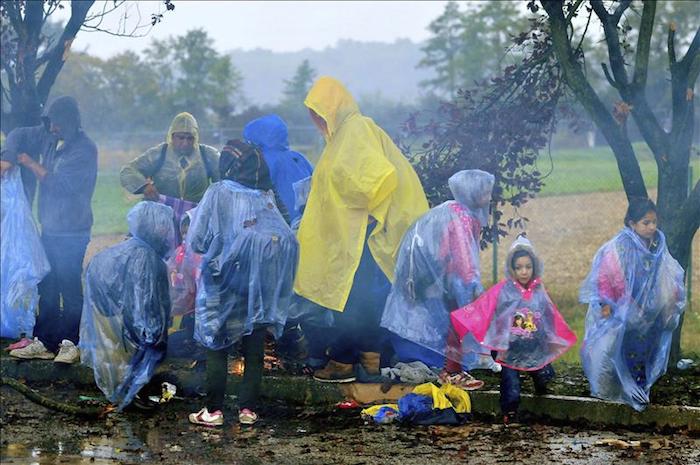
[58,1,450,57]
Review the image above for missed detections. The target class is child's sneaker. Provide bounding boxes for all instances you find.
[54,340,80,364]
[9,338,55,360]
[438,370,484,390]
[188,407,224,427]
[238,408,258,425]
[5,337,33,351]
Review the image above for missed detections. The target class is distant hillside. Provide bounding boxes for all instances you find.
[228,39,434,106]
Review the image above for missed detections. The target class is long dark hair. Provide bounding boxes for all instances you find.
[624,197,656,227]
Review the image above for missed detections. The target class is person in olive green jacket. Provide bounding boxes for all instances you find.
[120,112,219,204]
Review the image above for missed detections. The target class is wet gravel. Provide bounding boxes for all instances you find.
[2,382,699,465]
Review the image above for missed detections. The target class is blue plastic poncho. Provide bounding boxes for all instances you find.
[187,180,298,350]
[243,114,314,225]
[579,228,685,411]
[380,170,494,367]
[79,201,175,410]
[1,168,50,338]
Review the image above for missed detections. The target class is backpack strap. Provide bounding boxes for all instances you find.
[151,143,214,182]
[148,142,168,179]
[199,144,215,182]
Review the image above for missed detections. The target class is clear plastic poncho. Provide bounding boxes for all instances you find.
[186,180,298,350]
[450,236,577,371]
[1,168,50,338]
[380,170,494,367]
[79,201,175,410]
[579,228,685,411]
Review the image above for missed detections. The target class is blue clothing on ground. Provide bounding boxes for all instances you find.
[243,114,313,224]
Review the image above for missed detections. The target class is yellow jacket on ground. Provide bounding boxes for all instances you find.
[294,76,428,311]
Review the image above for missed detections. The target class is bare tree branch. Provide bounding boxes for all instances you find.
[632,0,655,89]
[565,0,586,23]
[689,54,700,87]
[591,0,629,87]
[601,62,619,88]
[541,0,647,200]
[36,0,95,103]
[668,22,677,66]
[679,23,700,67]
[611,0,633,24]
[677,178,700,245]
[3,1,23,35]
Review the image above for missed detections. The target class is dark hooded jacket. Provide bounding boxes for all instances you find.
[243,115,313,224]
[0,96,97,235]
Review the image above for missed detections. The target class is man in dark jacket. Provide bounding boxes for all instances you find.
[1,96,98,363]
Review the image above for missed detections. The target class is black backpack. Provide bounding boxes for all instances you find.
[150,143,215,181]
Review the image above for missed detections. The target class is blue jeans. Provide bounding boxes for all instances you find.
[34,234,89,352]
[499,364,554,414]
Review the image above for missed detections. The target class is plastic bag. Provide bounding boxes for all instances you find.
[1,168,50,338]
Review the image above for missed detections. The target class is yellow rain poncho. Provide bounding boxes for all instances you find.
[295,77,428,311]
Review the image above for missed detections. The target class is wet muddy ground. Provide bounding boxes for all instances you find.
[2,382,699,465]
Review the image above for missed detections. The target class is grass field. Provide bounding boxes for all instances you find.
[89,143,700,360]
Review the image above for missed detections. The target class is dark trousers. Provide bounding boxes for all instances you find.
[206,327,266,412]
[327,228,391,365]
[34,234,89,352]
[499,364,554,414]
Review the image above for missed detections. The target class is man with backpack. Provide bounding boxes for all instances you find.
[120,112,219,207]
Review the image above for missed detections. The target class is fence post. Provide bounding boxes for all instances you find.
[492,209,498,284]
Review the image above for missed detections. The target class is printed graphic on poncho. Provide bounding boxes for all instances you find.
[511,309,540,337]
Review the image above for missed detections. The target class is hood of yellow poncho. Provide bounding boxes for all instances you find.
[304,76,360,139]
[166,112,200,147]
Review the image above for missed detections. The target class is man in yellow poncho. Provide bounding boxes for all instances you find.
[120,112,219,204]
[295,76,429,382]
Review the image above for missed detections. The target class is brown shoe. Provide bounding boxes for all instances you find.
[359,352,381,376]
[313,360,356,383]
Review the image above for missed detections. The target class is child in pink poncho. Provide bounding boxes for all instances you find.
[450,235,577,423]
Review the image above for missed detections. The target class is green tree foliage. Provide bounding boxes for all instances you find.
[278,59,317,124]
[0,0,174,134]
[50,28,244,133]
[145,28,244,127]
[418,1,530,98]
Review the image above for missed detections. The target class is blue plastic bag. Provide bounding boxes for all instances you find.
[1,168,50,338]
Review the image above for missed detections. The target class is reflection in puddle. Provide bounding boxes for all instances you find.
[2,423,150,464]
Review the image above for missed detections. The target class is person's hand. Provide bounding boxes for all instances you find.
[601,304,612,319]
[17,153,33,166]
[143,180,160,201]
[0,160,12,176]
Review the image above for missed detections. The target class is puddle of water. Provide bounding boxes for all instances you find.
[2,422,151,464]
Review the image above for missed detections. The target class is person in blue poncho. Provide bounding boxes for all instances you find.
[580,198,686,411]
[186,140,298,427]
[79,201,175,411]
[243,114,313,227]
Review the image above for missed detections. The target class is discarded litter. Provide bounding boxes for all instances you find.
[595,438,672,450]
[676,359,695,370]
